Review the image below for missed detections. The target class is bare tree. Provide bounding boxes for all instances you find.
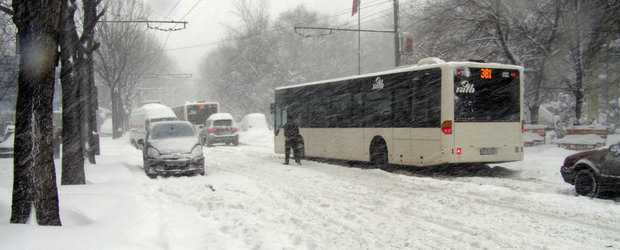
[10,0,62,225]
[0,11,17,103]
[94,0,163,138]
[402,0,565,124]
[559,0,620,123]
[59,0,102,184]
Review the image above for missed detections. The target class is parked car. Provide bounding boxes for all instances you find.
[139,121,204,179]
[0,131,13,158]
[560,142,620,198]
[199,113,239,147]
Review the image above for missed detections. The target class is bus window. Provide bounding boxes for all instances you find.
[365,91,392,127]
[412,70,441,127]
[350,93,364,127]
[454,68,519,122]
[393,87,412,127]
[307,97,329,127]
[331,93,351,127]
[275,107,287,132]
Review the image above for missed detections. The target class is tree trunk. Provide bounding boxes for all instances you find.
[60,0,85,185]
[11,0,62,226]
[83,0,102,162]
[111,87,123,139]
[575,67,585,124]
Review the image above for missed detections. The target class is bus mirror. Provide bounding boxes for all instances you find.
[270,103,275,114]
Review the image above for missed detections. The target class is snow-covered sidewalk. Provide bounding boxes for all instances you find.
[0,131,619,249]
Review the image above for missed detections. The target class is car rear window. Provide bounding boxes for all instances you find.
[214,120,233,126]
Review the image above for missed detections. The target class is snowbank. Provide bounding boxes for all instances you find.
[0,132,619,249]
[240,113,269,131]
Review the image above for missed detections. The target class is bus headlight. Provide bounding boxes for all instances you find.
[147,147,160,158]
[191,145,203,158]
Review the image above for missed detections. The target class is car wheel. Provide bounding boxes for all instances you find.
[144,163,157,179]
[574,169,599,198]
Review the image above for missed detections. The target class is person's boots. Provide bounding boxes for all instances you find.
[284,155,290,165]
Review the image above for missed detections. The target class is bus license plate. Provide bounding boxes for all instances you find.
[480,148,498,155]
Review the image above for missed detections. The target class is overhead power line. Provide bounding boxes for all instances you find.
[99,20,188,31]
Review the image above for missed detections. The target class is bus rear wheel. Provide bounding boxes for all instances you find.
[370,138,390,171]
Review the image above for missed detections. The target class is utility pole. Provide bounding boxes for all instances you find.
[393,0,400,67]
[357,1,361,75]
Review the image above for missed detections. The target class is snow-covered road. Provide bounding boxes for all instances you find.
[0,130,619,249]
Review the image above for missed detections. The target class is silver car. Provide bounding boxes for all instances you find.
[140,121,205,178]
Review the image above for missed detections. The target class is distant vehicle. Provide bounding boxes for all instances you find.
[199,113,239,147]
[240,113,269,131]
[129,103,177,148]
[139,121,204,179]
[0,131,13,158]
[272,57,524,169]
[100,118,113,137]
[172,101,219,132]
[3,124,14,139]
[561,142,620,198]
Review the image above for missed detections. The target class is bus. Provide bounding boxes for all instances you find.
[172,101,219,132]
[271,57,524,168]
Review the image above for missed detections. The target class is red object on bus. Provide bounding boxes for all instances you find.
[456,148,462,154]
[441,120,453,134]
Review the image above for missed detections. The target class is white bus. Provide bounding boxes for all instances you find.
[172,101,219,132]
[271,58,524,168]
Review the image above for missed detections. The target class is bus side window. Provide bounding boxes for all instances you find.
[331,93,351,128]
[351,93,363,127]
[393,87,412,127]
[274,107,287,133]
[365,91,392,127]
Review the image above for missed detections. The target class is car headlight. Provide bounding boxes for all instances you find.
[147,147,160,157]
[191,145,203,158]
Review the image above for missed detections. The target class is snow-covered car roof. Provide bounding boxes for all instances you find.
[207,113,234,121]
[139,103,177,120]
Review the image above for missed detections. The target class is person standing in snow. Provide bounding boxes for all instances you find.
[281,115,301,165]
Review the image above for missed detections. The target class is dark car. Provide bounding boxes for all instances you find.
[140,121,205,179]
[199,113,239,147]
[561,142,620,198]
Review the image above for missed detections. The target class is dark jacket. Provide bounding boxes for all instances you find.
[282,121,300,139]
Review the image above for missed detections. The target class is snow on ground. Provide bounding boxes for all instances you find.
[0,130,619,249]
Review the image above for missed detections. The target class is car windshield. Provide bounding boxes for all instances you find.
[150,123,195,139]
[214,120,233,127]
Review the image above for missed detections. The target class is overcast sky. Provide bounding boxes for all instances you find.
[145,0,393,74]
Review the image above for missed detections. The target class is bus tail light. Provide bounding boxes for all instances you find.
[209,128,216,132]
[456,148,462,154]
[441,120,452,134]
[232,127,238,131]
[521,120,524,133]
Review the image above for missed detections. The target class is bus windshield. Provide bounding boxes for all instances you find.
[454,67,520,122]
[187,104,218,125]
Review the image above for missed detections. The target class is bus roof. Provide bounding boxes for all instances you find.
[275,58,523,91]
